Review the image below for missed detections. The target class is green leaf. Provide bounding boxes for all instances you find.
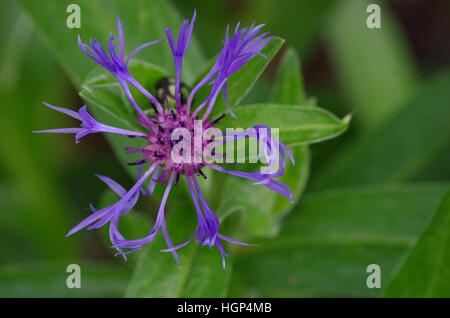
[313,71,450,191]
[246,0,335,56]
[384,190,450,297]
[218,104,351,147]
[20,0,205,86]
[268,48,306,104]
[231,184,449,297]
[192,37,284,116]
[0,262,130,297]
[326,0,418,130]
[126,195,232,298]
[217,147,309,237]
[79,60,168,178]
[216,48,311,237]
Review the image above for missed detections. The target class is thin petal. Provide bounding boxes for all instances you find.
[125,40,164,66]
[96,174,127,197]
[42,102,81,120]
[115,17,125,60]
[34,128,83,134]
[113,173,175,251]
[218,234,254,246]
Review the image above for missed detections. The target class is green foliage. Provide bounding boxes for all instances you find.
[217,48,311,237]
[219,104,350,147]
[20,0,205,86]
[0,1,78,260]
[126,199,232,297]
[0,262,130,297]
[384,191,450,297]
[231,184,449,297]
[216,147,309,237]
[246,0,334,56]
[314,71,450,190]
[326,0,418,130]
[269,48,306,105]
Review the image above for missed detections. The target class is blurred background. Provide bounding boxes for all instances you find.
[0,0,449,297]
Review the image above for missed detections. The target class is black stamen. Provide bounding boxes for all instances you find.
[175,173,181,185]
[127,159,146,166]
[153,151,165,159]
[197,169,207,179]
[211,113,226,125]
[158,124,164,132]
[150,103,159,113]
[171,110,177,119]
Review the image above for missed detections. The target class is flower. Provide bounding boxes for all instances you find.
[34,12,294,267]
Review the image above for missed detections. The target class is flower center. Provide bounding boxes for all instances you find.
[149,109,194,162]
[125,77,225,178]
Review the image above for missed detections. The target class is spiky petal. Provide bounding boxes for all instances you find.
[34,103,146,143]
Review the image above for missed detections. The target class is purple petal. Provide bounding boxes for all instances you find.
[166,10,197,106]
[113,173,175,252]
[34,128,83,134]
[125,40,164,66]
[221,82,237,118]
[115,17,125,60]
[218,234,254,246]
[42,102,81,120]
[67,164,158,238]
[66,205,112,237]
[194,23,273,120]
[96,174,127,197]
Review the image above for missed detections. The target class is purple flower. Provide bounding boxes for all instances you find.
[35,13,293,267]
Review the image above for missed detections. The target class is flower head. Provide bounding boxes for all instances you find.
[35,12,293,267]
